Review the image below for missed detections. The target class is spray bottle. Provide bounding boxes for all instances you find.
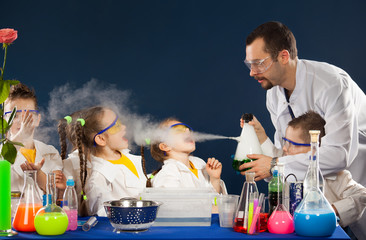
[232,113,262,172]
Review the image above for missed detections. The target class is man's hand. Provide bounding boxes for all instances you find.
[239,154,272,181]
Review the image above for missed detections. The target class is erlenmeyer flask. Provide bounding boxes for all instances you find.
[233,172,258,233]
[294,130,336,237]
[34,172,68,235]
[232,113,262,172]
[267,167,294,234]
[12,170,43,232]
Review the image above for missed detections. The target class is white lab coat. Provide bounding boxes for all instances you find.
[266,60,366,239]
[152,156,227,194]
[262,139,366,228]
[62,149,92,212]
[85,150,147,216]
[10,140,63,197]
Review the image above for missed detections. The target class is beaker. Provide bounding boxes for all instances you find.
[232,113,262,172]
[267,168,294,234]
[294,130,336,237]
[233,172,258,233]
[12,170,43,232]
[34,172,68,235]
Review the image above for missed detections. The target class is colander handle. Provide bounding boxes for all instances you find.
[119,197,138,201]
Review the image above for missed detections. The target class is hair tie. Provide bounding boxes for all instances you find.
[145,138,151,145]
[77,118,85,126]
[64,116,72,124]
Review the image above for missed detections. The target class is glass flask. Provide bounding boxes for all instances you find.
[12,170,43,232]
[34,172,68,235]
[232,113,262,172]
[233,172,259,233]
[267,167,294,234]
[294,130,337,237]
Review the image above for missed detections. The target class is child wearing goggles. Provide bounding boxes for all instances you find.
[242,111,366,230]
[149,118,227,194]
[3,83,64,198]
[59,106,148,216]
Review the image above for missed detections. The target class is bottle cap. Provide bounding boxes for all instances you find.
[66,176,75,186]
[242,113,254,123]
[273,169,278,177]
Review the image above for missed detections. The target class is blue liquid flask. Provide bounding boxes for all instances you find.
[294,130,336,237]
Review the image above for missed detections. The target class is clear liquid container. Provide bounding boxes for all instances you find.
[232,113,262,172]
[233,172,259,233]
[34,172,68,235]
[267,168,294,234]
[63,176,78,231]
[12,170,43,232]
[294,130,336,237]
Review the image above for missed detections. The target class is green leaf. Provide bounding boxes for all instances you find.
[1,141,17,164]
[0,81,10,104]
[0,118,9,133]
[7,139,23,147]
[0,80,19,104]
[6,106,17,127]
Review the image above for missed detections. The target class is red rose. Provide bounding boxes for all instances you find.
[0,28,18,44]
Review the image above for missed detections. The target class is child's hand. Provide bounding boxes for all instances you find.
[20,158,45,172]
[11,110,37,147]
[206,158,222,180]
[53,170,67,190]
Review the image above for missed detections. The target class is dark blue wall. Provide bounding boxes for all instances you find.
[2,0,366,195]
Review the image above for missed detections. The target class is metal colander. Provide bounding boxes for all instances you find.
[104,198,162,232]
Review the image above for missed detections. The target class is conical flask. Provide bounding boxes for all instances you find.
[233,172,259,233]
[232,113,262,172]
[267,166,294,234]
[12,170,43,232]
[34,172,68,235]
[294,130,337,237]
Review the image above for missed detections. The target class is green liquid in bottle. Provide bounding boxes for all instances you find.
[232,158,255,172]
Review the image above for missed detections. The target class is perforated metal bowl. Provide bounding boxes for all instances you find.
[104,198,162,232]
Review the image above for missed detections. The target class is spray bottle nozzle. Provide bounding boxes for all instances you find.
[241,113,254,123]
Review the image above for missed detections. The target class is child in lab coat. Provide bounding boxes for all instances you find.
[150,118,227,194]
[242,111,366,231]
[61,106,147,216]
[3,83,64,198]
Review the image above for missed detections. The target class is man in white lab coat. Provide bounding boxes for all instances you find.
[238,21,366,239]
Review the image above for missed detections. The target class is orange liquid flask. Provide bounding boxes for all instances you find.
[12,170,43,232]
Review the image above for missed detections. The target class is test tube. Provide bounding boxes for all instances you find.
[82,216,98,231]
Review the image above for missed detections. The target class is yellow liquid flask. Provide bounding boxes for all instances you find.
[294,130,337,237]
[34,172,68,235]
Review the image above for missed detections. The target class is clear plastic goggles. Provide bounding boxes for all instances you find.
[244,56,273,74]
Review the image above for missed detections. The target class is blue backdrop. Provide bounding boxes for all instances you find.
[1,0,366,196]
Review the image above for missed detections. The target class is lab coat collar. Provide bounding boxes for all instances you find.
[163,156,205,172]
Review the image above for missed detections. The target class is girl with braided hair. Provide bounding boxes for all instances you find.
[149,118,227,194]
[61,106,147,216]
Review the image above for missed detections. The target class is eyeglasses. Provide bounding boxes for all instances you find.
[244,56,273,74]
[169,123,193,133]
[93,116,123,146]
[282,137,310,148]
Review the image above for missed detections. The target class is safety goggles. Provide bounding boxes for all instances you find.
[4,109,39,120]
[282,137,310,148]
[169,123,193,133]
[244,56,273,74]
[93,116,123,146]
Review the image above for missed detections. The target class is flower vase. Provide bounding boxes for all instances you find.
[0,159,17,236]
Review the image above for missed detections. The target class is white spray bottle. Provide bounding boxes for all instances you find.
[232,113,262,172]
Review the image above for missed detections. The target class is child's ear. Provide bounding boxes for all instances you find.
[94,134,107,147]
[159,143,171,152]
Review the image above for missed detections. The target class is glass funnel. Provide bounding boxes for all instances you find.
[294,130,336,237]
[34,172,68,235]
[233,172,258,233]
[267,168,294,234]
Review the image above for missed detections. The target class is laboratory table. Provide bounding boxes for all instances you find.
[1,214,350,240]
